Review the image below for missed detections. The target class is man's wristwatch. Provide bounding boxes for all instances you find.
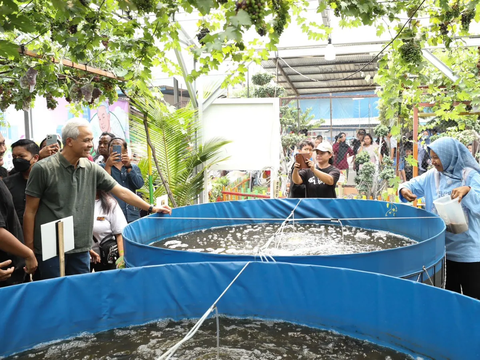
[147,205,154,214]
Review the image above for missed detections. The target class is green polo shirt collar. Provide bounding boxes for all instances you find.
[59,152,87,169]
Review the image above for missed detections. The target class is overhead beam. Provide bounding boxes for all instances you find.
[262,59,378,69]
[281,94,378,100]
[22,48,119,80]
[297,89,377,95]
[275,57,298,96]
[277,77,372,83]
[295,84,376,90]
[274,68,377,77]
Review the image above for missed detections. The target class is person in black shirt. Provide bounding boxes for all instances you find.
[351,129,366,172]
[0,134,6,179]
[292,142,340,198]
[3,139,40,227]
[0,133,37,286]
[288,140,314,198]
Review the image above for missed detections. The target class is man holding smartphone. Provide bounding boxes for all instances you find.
[102,137,145,223]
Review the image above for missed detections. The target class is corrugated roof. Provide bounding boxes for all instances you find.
[262,53,378,96]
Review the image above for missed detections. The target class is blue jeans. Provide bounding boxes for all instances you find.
[36,251,90,280]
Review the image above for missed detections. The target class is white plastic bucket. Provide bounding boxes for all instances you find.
[433,195,468,234]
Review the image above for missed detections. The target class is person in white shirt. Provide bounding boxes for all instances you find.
[90,190,127,271]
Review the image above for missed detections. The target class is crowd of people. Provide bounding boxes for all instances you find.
[0,118,171,287]
[1,121,480,300]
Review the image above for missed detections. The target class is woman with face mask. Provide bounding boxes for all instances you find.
[3,140,39,227]
[399,137,480,300]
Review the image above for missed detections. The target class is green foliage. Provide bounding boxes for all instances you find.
[354,150,370,165]
[374,124,389,138]
[209,176,230,202]
[253,84,285,98]
[280,105,319,133]
[279,105,322,153]
[131,97,231,207]
[251,72,274,86]
[1,0,478,117]
[281,133,305,152]
[355,152,397,198]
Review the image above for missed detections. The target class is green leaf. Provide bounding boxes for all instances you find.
[196,0,216,15]
[229,10,252,27]
[0,40,19,59]
[224,26,242,42]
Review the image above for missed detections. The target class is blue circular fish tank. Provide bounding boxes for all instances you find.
[123,199,446,285]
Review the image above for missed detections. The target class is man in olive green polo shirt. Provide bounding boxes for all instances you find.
[24,119,171,280]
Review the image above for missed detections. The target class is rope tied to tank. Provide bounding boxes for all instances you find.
[259,199,303,254]
[146,216,439,221]
[157,261,252,360]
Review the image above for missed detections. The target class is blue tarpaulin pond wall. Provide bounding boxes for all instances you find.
[0,262,479,359]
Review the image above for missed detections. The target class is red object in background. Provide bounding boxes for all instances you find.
[87,155,94,161]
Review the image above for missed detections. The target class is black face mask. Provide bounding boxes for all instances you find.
[13,158,32,173]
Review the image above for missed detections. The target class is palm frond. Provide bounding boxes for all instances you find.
[130,97,230,207]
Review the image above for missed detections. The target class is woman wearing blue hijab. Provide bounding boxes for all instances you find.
[399,137,480,300]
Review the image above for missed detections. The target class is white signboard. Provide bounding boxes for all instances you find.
[201,98,281,171]
[41,216,75,261]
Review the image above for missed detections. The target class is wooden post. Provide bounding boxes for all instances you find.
[56,221,65,277]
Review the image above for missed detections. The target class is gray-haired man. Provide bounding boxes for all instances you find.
[23,118,171,280]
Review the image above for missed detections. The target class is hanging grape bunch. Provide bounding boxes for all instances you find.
[81,83,94,102]
[196,28,210,43]
[132,0,155,13]
[0,88,13,112]
[70,84,83,103]
[91,88,103,102]
[399,40,422,66]
[19,67,38,93]
[461,10,475,31]
[22,96,32,112]
[236,0,268,36]
[272,0,289,36]
[439,23,449,36]
[45,94,58,110]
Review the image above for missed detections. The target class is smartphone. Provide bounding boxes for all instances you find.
[112,145,122,162]
[46,134,57,146]
[295,153,310,169]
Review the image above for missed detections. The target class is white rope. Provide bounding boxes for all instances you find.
[260,199,303,252]
[157,261,252,360]
[422,265,434,286]
[147,216,438,222]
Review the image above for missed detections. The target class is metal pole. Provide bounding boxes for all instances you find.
[24,110,32,139]
[329,95,333,143]
[173,77,179,109]
[247,65,250,98]
[297,99,300,132]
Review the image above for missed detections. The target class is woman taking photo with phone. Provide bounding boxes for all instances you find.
[102,138,144,223]
[292,142,340,198]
